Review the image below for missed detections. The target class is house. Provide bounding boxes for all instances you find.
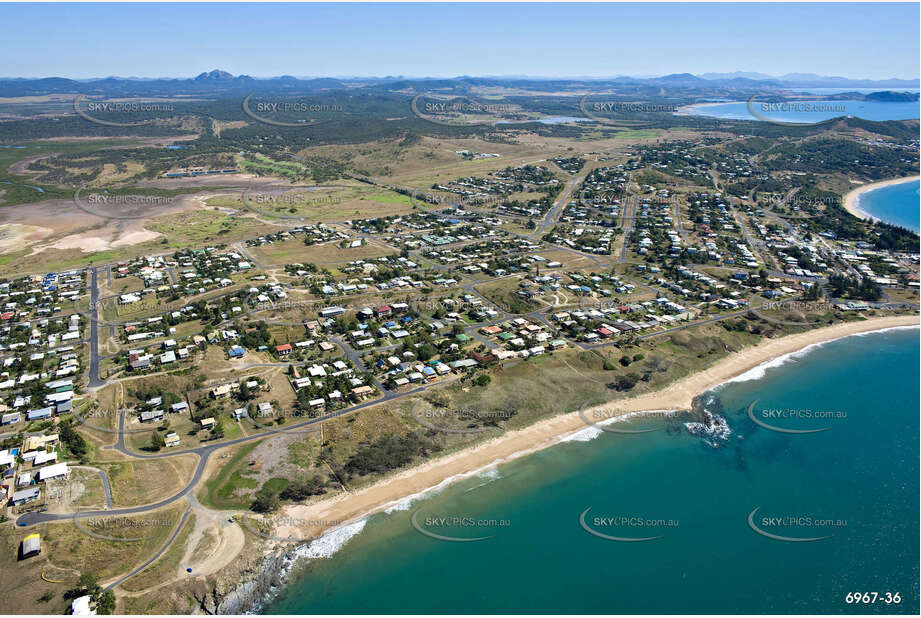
[228,345,245,359]
[164,433,180,448]
[276,343,292,356]
[211,384,233,399]
[232,408,247,420]
[140,409,164,423]
[1,412,20,425]
[22,435,57,451]
[26,407,54,421]
[319,306,345,317]
[352,385,373,400]
[37,463,68,481]
[170,402,188,414]
[70,595,96,616]
[309,398,325,410]
[11,487,41,505]
[434,362,451,375]
[33,451,57,466]
[129,354,151,370]
[200,417,215,429]
[257,402,272,417]
[20,533,41,558]
[471,351,497,365]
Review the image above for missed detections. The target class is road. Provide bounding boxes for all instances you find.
[103,506,193,592]
[16,380,438,527]
[87,267,104,389]
[72,465,113,509]
[533,168,590,238]
[20,163,917,593]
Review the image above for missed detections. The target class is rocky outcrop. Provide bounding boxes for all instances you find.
[191,545,296,615]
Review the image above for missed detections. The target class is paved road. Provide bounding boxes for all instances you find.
[620,195,637,260]
[103,506,193,591]
[87,267,104,389]
[24,164,916,585]
[16,379,438,527]
[533,168,589,238]
[674,196,688,243]
[72,465,114,509]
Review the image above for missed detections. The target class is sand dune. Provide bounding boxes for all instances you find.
[278,315,919,541]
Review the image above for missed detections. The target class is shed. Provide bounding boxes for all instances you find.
[38,463,68,481]
[12,487,41,505]
[20,533,41,558]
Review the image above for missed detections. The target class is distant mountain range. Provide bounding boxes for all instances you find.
[699,71,919,88]
[0,70,916,98]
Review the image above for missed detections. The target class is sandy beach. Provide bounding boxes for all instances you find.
[673,101,734,116]
[843,175,920,221]
[276,315,919,541]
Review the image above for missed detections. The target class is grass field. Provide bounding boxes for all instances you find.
[99,455,198,507]
[249,236,397,267]
[0,501,190,614]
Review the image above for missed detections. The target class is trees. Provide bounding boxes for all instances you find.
[251,487,280,513]
[59,419,89,461]
[279,476,326,501]
[150,431,165,451]
[211,417,225,439]
[96,590,116,615]
[609,373,641,392]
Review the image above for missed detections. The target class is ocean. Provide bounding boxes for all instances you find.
[263,327,920,614]
[682,100,919,124]
[855,179,920,233]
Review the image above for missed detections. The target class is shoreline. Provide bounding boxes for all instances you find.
[673,101,734,116]
[843,175,920,222]
[274,315,919,546]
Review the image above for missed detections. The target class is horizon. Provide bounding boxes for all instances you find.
[3,70,921,82]
[0,2,918,80]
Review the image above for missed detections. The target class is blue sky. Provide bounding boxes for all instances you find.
[1,3,918,79]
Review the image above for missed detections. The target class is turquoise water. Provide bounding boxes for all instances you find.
[685,99,919,123]
[855,179,920,233]
[264,327,919,614]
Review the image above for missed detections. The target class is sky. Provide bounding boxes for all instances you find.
[0,2,918,80]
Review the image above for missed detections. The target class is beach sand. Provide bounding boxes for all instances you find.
[673,101,733,116]
[843,175,920,221]
[275,315,919,541]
